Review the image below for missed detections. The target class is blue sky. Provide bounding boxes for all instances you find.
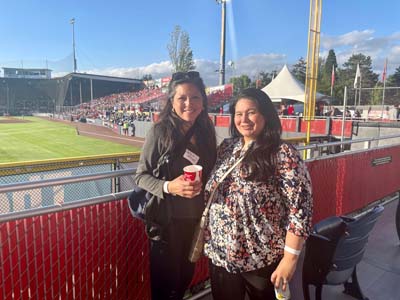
[0,0,399,85]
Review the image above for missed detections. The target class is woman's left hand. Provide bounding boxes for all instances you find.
[270,254,298,291]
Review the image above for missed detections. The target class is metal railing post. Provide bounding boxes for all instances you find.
[396,190,400,243]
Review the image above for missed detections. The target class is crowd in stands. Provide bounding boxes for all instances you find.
[90,86,164,111]
[207,89,233,108]
[68,86,165,124]
[69,82,236,123]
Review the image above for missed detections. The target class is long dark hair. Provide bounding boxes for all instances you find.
[229,88,282,182]
[157,71,216,155]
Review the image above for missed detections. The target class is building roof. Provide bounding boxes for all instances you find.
[261,65,329,103]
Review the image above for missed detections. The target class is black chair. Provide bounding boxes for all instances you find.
[302,205,384,300]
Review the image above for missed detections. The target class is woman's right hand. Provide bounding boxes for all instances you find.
[167,175,202,198]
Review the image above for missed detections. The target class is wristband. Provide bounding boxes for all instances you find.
[284,245,301,256]
[163,181,170,194]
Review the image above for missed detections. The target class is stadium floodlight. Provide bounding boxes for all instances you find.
[216,0,226,85]
[70,18,77,73]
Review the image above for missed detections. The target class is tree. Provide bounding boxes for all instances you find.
[318,49,338,96]
[291,57,307,84]
[336,53,379,105]
[249,71,275,89]
[370,82,383,105]
[389,65,400,86]
[229,75,251,95]
[141,74,153,81]
[167,25,195,72]
[386,65,400,105]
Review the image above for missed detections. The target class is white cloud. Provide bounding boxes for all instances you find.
[52,30,399,86]
[73,53,287,86]
[321,30,375,49]
[321,29,400,75]
[389,45,400,64]
[82,60,173,80]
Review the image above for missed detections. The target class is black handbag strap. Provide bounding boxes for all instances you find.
[157,122,197,178]
[172,123,197,158]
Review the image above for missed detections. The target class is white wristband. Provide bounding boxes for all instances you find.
[163,181,170,194]
[284,245,301,256]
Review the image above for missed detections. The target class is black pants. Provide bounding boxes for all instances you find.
[209,261,279,300]
[149,218,197,300]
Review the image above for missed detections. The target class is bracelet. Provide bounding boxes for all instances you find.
[284,245,301,256]
[163,181,170,194]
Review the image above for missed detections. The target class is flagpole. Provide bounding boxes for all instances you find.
[353,63,360,109]
[341,86,347,152]
[381,79,386,119]
[354,88,358,108]
[381,58,388,119]
[330,65,334,97]
[358,70,362,107]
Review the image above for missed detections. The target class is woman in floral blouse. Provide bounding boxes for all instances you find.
[204,88,313,300]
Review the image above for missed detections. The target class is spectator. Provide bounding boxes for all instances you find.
[204,88,313,300]
[287,104,294,115]
[134,71,217,300]
[123,120,129,136]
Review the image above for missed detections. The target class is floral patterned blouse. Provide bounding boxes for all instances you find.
[204,137,313,273]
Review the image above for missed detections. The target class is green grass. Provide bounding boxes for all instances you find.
[0,117,140,163]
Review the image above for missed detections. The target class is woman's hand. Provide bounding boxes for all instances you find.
[167,175,202,198]
[270,253,299,292]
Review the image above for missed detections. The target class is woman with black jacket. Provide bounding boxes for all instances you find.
[134,71,217,300]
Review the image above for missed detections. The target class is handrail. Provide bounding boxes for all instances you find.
[2,133,400,196]
[297,133,400,152]
[1,135,399,224]
[0,191,131,223]
[0,169,134,193]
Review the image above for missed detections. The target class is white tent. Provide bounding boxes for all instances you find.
[261,65,329,103]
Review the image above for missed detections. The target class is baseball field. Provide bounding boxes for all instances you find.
[0,116,142,164]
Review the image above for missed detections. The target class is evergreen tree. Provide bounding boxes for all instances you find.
[386,65,400,104]
[336,53,379,105]
[167,25,195,72]
[389,65,400,86]
[319,49,338,97]
[291,57,307,84]
[229,75,251,95]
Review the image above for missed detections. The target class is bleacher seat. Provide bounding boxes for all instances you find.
[302,205,384,300]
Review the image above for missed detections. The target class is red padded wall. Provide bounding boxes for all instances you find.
[330,119,352,137]
[307,145,400,223]
[280,118,297,132]
[300,119,327,135]
[2,145,399,298]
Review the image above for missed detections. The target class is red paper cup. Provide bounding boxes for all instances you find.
[183,165,203,182]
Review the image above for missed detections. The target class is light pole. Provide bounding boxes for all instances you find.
[216,0,226,85]
[70,18,77,73]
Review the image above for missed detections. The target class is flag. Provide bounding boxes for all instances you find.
[331,65,335,88]
[382,59,387,82]
[354,63,361,88]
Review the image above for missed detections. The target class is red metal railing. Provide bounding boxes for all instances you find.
[1,145,400,299]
